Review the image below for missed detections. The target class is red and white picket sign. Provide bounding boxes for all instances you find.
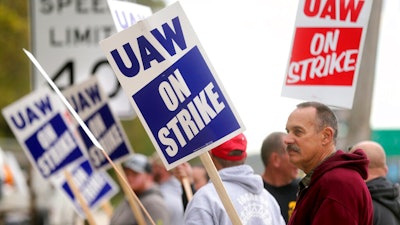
[282,0,373,109]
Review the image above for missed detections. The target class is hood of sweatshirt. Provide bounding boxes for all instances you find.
[367,176,400,220]
[218,164,264,195]
[311,149,369,184]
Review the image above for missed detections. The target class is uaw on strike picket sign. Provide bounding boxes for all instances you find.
[281,0,373,109]
[100,2,245,170]
[2,88,85,179]
[51,158,119,218]
[62,76,133,171]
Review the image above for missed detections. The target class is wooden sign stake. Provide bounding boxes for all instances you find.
[199,153,242,225]
[64,170,97,225]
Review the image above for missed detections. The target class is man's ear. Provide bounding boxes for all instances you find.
[322,127,334,145]
[384,165,389,175]
[271,152,281,167]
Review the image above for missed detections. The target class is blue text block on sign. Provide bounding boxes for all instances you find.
[133,46,242,165]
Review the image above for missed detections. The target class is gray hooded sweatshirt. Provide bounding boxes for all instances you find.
[184,164,285,225]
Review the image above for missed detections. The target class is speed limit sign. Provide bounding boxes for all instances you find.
[29,0,134,118]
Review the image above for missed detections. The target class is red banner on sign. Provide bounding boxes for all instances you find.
[286,27,362,86]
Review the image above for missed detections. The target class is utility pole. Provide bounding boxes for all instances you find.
[342,0,383,149]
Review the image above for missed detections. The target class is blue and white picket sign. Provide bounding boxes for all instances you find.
[107,0,152,32]
[62,76,134,170]
[100,2,245,170]
[1,88,86,179]
[50,158,119,218]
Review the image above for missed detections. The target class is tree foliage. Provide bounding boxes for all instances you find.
[0,1,30,138]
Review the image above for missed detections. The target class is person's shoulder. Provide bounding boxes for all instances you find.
[317,167,363,185]
[193,183,214,197]
[260,187,274,196]
[185,183,219,213]
[315,167,368,197]
[326,165,363,178]
[187,183,219,207]
[140,186,165,202]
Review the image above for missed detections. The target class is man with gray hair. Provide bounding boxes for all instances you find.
[284,101,373,225]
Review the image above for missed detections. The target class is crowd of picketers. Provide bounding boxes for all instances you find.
[0,101,399,225]
[110,101,400,225]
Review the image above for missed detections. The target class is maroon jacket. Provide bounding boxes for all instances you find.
[288,150,373,225]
